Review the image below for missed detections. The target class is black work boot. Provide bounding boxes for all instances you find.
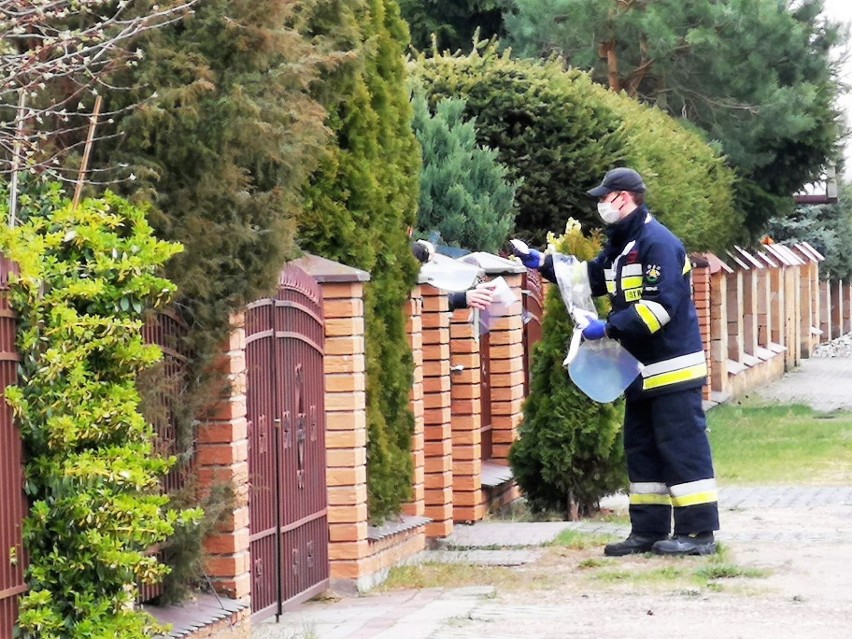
[604,532,669,557]
[652,532,716,556]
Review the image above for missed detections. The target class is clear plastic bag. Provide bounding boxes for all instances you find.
[568,339,643,403]
[419,255,481,292]
[552,255,595,317]
[552,253,642,403]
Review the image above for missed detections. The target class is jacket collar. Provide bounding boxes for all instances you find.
[605,204,651,251]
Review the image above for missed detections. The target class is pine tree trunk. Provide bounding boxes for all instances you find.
[605,40,620,92]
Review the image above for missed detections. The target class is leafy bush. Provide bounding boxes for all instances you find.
[509,220,627,519]
[412,91,518,253]
[0,187,202,638]
[411,42,741,252]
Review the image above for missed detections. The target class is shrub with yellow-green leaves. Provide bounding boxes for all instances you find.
[509,220,627,519]
[0,185,202,639]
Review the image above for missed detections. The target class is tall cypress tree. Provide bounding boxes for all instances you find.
[300,0,421,521]
[102,0,329,336]
[88,0,333,596]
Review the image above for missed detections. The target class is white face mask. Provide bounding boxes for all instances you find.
[597,200,622,224]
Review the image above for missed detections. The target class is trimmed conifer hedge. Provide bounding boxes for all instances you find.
[300,0,421,521]
[412,42,741,252]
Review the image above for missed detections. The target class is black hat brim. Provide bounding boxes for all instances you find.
[586,185,612,198]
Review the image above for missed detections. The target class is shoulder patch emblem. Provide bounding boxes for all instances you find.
[645,265,661,283]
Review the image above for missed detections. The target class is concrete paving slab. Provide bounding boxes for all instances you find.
[436,521,572,549]
[252,587,496,639]
[753,357,852,411]
[421,549,542,566]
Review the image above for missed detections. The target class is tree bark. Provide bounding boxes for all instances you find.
[600,39,621,92]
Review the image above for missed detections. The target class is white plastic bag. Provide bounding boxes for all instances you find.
[568,339,643,403]
[552,254,642,403]
[419,255,481,292]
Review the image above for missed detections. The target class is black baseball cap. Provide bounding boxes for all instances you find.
[586,167,646,198]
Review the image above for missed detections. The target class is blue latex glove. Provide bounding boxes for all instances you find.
[582,319,607,341]
[508,239,544,269]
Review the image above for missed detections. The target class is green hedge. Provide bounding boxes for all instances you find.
[411,42,741,252]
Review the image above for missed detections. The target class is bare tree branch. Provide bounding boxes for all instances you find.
[1,0,197,178]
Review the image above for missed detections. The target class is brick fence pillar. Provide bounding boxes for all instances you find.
[690,258,712,402]
[404,284,426,519]
[486,273,526,463]
[820,280,832,343]
[726,269,744,364]
[449,305,484,523]
[756,261,772,348]
[290,255,372,584]
[831,280,844,340]
[317,274,370,582]
[421,285,454,538]
[742,264,760,358]
[709,266,729,398]
[197,313,251,604]
[845,283,852,335]
[770,264,786,349]
[793,248,815,358]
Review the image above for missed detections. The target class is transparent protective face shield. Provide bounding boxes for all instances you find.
[553,255,642,403]
[419,256,481,292]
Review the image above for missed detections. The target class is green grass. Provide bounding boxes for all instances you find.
[584,545,770,591]
[550,529,620,550]
[708,403,852,484]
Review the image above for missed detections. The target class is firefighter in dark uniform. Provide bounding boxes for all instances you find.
[511,167,719,556]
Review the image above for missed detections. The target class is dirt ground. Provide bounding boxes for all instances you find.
[424,512,852,638]
[429,503,852,639]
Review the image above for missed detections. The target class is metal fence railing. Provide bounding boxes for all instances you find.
[0,258,27,639]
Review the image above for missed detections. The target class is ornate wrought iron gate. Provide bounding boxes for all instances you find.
[246,265,329,621]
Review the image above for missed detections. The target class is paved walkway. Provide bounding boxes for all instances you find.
[253,356,852,639]
[755,356,852,411]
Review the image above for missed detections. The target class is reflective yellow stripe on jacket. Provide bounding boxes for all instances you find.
[641,351,708,391]
[620,263,643,302]
[633,300,671,334]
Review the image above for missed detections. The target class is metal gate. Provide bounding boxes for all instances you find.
[246,265,329,621]
[0,259,26,639]
[139,310,192,604]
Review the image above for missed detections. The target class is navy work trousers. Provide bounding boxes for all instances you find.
[623,386,720,536]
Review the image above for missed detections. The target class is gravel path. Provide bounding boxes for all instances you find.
[254,339,852,639]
